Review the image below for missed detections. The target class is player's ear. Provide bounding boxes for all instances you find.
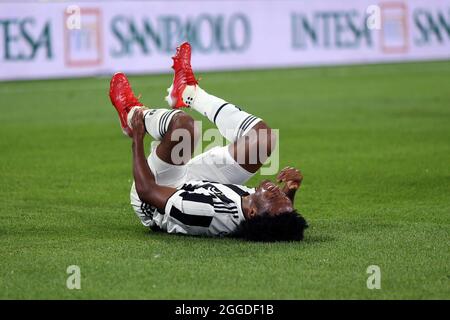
[247,205,258,219]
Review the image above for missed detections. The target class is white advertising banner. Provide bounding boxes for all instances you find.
[0,0,449,80]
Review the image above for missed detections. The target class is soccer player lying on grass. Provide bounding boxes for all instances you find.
[109,42,308,241]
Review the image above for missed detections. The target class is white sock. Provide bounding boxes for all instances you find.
[128,107,180,140]
[183,85,261,143]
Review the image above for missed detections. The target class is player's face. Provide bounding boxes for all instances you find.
[253,180,293,217]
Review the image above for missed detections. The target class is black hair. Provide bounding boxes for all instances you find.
[233,210,308,242]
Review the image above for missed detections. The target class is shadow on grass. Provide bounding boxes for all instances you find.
[141,228,335,246]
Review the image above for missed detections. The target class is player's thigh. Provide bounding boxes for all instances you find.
[186,145,254,185]
[147,142,188,188]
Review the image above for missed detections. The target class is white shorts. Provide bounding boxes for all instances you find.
[147,143,254,187]
[130,144,254,227]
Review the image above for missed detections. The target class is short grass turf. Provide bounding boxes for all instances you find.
[0,61,449,299]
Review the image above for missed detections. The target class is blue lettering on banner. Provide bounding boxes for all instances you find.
[110,13,251,57]
[0,18,52,61]
[291,11,372,49]
[414,8,450,45]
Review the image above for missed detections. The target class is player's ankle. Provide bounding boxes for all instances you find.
[127,106,144,128]
[182,85,198,108]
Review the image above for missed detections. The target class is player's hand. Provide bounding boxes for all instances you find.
[276,166,303,192]
[131,108,146,141]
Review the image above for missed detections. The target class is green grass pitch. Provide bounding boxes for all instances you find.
[0,61,449,299]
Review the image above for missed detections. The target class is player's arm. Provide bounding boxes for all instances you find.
[131,109,177,211]
[276,167,303,205]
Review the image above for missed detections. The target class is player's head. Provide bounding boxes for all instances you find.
[237,209,308,242]
[237,180,308,241]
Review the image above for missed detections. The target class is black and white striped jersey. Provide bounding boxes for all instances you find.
[130,180,255,236]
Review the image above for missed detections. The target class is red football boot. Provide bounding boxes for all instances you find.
[165,42,198,109]
[109,72,143,137]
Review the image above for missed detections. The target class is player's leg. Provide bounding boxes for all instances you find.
[164,42,262,145]
[164,42,274,184]
[109,71,198,166]
[127,107,197,228]
[178,87,275,184]
[186,85,275,174]
[109,72,198,185]
[127,107,197,166]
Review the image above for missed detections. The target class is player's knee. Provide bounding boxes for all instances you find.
[170,112,193,131]
[254,121,276,157]
[168,112,197,144]
[266,127,277,156]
